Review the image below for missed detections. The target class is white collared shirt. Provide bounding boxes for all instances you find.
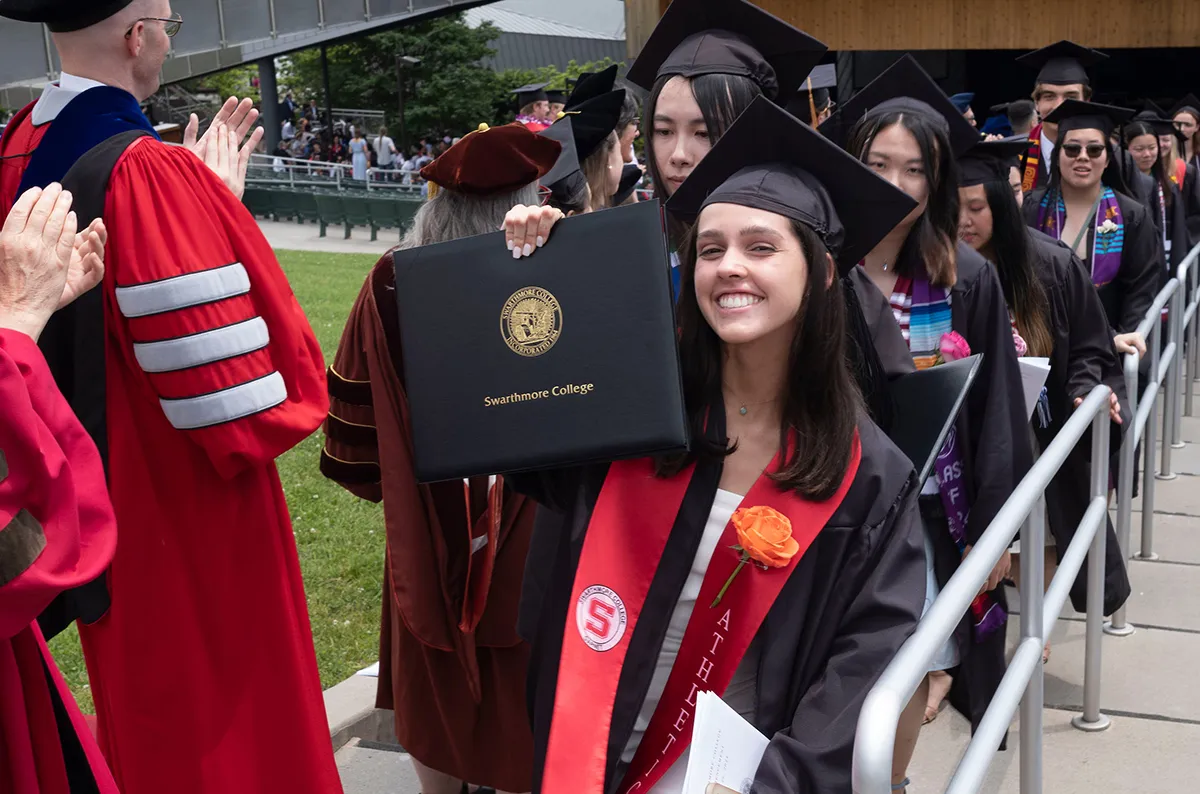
[31,72,109,126]
[1040,128,1055,172]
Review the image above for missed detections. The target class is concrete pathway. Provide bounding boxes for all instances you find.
[259,218,401,256]
[910,403,1200,793]
[332,401,1200,793]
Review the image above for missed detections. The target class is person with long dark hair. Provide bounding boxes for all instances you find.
[957,137,1131,652]
[1023,101,1162,359]
[1124,117,1190,272]
[1172,94,1200,170]
[825,55,1034,792]
[503,95,927,794]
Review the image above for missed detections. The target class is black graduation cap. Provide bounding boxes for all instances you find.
[0,0,136,30]
[1171,94,1200,120]
[957,137,1030,187]
[785,63,836,121]
[1016,40,1108,87]
[564,65,619,111]
[666,95,918,271]
[625,0,826,101]
[950,93,974,114]
[513,83,549,107]
[821,54,981,159]
[1131,104,1185,142]
[546,90,567,106]
[1043,99,1134,139]
[538,90,625,187]
[613,163,644,205]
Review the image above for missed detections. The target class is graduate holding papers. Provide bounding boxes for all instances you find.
[489,96,931,793]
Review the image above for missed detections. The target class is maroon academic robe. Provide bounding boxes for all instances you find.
[321,256,536,791]
[0,330,118,794]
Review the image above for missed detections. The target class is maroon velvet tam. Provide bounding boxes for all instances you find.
[420,123,562,197]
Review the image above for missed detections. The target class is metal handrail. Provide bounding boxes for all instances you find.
[852,385,1113,794]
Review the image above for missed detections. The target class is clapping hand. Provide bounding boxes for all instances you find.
[60,218,107,310]
[185,97,265,200]
[0,184,79,341]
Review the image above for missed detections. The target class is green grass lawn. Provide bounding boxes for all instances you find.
[48,249,386,713]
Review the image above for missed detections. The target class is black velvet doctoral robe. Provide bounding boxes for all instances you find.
[512,415,925,794]
[1024,189,1163,337]
[1025,230,1132,615]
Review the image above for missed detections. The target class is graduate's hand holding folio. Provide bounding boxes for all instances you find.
[503,204,564,258]
[0,184,83,341]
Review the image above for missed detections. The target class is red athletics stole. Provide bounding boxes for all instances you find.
[540,434,862,794]
[1022,125,1043,194]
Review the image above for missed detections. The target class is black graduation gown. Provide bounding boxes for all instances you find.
[1024,189,1163,336]
[917,246,1034,740]
[1025,230,1132,616]
[1147,180,1191,274]
[512,416,925,794]
[1181,163,1200,241]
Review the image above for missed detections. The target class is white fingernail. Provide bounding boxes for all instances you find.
[536,236,545,248]
[523,243,533,257]
[507,239,515,250]
[512,246,522,259]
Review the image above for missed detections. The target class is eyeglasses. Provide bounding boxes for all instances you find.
[1062,142,1107,160]
[126,12,184,38]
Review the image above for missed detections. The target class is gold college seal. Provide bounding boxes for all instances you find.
[500,286,563,357]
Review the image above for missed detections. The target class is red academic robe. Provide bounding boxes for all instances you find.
[1,120,341,792]
[322,259,536,791]
[0,330,118,794]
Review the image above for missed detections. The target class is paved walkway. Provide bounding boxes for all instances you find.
[332,394,1200,793]
[259,218,401,256]
[910,390,1200,793]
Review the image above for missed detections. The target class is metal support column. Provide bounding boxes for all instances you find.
[321,44,334,144]
[258,57,281,155]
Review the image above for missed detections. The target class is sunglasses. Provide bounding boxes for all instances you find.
[126,13,184,38]
[1062,142,1107,160]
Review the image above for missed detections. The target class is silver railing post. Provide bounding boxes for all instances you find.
[1142,315,1163,560]
[1161,287,1182,476]
[1105,352,1138,636]
[1072,406,1112,731]
[1019,496,1045,792]
[1170,259,1188,449]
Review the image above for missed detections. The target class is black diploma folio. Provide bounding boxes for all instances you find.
[394,200,688,482]
[887,354,982,485]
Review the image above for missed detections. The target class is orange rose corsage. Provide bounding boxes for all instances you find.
[710,505,798,608]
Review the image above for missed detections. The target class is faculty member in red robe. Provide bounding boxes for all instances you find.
[0,183,115,794]
[0,3,341,792]
[321,123,561,794]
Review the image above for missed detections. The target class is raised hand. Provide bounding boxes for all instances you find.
[59,218,107,310]
[0,184,79,340]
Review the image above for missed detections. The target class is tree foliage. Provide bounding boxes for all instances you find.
[283,14,500,146]
[277,14,622,148]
